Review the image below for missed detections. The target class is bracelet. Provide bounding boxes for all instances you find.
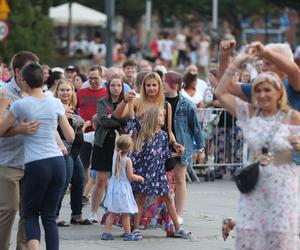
[199,147,205,153]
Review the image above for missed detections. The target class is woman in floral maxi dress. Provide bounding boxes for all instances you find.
[215,49,300,249]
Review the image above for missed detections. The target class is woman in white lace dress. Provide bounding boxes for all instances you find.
[215,50,300,250]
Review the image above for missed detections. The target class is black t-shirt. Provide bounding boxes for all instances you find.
[218,110,236,128]
[165,96,179,137]
[58,117,84,156]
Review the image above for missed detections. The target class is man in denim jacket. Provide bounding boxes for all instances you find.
[163,71,205,225]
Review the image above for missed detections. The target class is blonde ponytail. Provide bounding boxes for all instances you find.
[115,151,122,180]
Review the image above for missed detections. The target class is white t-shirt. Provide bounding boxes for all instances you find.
[158,39,174,61]
[10,96,65,164]
[181,78,208,105]
[83,131,95,145]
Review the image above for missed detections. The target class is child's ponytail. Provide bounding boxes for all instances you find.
[114,135,133,180]
[115,151,122,180]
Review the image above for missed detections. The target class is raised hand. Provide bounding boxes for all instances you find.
[219,40,236,58]
[231,48,257,69]
[248,41,266,57]
[124,90,136,103]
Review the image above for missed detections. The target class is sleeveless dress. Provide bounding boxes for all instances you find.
[104,152,138,214]
[235,98,300,250]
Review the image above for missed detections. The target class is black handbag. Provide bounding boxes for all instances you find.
[165,157,176,172]
[234,161,259,193]
[163,101,177,172]
[234,110,284,194]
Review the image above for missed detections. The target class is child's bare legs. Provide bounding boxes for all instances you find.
[104,212,117,234]
[133,192,146,230]
[162,194,181,230]
[122,213,131,234]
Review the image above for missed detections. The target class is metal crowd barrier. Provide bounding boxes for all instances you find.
[186,107,248,183]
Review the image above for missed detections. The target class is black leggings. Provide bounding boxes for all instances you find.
[23,156,65,250]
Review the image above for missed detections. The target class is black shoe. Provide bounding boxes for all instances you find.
[70,218,93,225]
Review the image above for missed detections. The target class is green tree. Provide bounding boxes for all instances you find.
[0,0,54,64]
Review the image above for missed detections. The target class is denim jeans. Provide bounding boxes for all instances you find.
[56,153,85,219]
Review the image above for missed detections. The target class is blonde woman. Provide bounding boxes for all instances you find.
[114,72,175,143]
[215,49,300,249]
[54,79,91,226]
[113,72,183,235]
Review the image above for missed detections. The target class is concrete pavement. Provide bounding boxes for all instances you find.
[11,176,238,250]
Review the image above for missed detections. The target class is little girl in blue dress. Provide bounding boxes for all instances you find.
[130,107,191,239]
[101,134,144,241]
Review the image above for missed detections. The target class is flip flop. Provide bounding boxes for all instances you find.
[70,218,93,225]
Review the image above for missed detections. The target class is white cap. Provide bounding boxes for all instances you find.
[52,67,65,74]
[154,65,167,75]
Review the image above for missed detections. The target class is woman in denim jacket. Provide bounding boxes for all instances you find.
[163,71,205,225]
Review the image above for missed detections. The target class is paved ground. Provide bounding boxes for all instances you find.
[11,175,238,250]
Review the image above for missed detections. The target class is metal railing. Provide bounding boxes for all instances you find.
[187,107,248,183]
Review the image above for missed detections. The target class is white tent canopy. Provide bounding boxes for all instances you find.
[49,2,107,27]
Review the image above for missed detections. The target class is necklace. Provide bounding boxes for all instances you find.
[260,110,281,122]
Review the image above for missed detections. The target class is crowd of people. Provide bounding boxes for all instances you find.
[1,36,300,250]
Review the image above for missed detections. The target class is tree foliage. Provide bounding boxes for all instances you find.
[51,0,299,26]
[0,0,297,64]
[0,0,54,64]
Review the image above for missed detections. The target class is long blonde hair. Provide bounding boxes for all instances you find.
[134,107,163,152]
[137,72,164,116]
[115,135,132,180]
[252,71,289,112]
[54,79,77,109]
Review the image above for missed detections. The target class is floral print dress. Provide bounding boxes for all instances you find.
[235,98,300,250]
[130,130,172,196]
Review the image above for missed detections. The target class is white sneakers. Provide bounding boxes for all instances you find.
[87,212,98,223]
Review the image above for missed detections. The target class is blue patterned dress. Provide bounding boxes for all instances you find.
[131,130,172,196]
